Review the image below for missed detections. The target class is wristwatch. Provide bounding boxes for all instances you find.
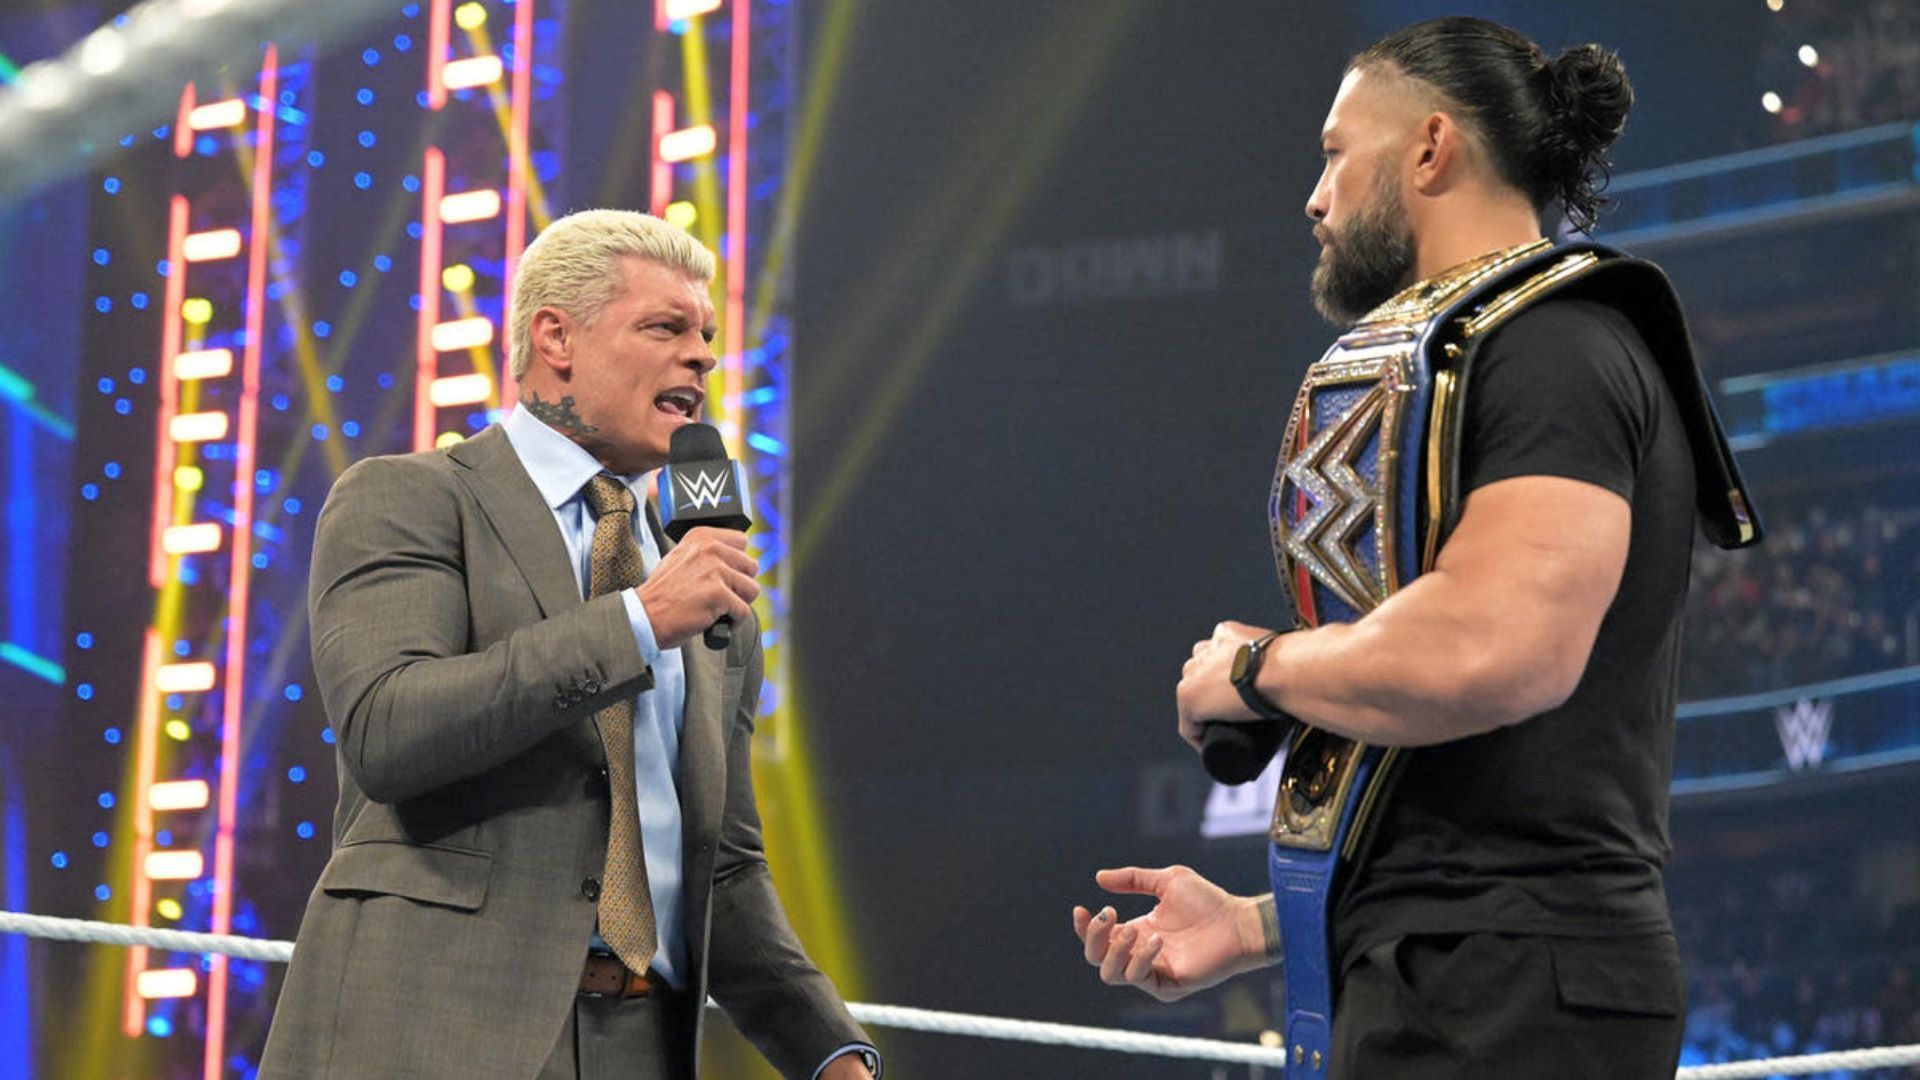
[1229,631,1291,720]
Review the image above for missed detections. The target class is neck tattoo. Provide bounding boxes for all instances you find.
[523,391,598,437]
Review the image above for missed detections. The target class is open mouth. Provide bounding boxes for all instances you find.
[654,387,702,420]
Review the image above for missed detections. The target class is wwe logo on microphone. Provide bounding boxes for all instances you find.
[673,468,734,510]
[1774,697,1833,771]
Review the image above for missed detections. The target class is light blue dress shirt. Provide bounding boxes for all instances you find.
[501,405,690,987]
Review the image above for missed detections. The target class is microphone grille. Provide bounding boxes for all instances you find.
[668,422,727,464]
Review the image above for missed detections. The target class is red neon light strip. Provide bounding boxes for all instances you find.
[173,83,196,159]
[415,147,447,451]
[202,46,278,1080]
[724,0,749,446]
[654,0,670,32]
[121,628,165,1036]
[427,0,452,111]
[500,0,536,412]
[650,91,674,217]
[148,196,190,589]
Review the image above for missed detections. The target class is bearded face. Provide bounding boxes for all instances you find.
[1309,160,1417,326]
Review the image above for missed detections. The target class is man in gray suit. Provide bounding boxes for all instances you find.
[261,209,878,1079]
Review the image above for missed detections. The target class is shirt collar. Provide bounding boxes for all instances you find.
[501,404,648,509]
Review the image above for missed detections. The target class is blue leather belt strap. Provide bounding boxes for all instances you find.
[1269,745,1386,1074]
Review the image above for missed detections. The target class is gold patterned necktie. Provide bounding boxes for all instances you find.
[581,473,656,973]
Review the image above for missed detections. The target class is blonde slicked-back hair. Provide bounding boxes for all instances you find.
[509,208,715,380]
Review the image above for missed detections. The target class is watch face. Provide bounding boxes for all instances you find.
[1230,643,1256,685]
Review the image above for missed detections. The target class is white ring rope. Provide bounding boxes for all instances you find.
[7,909,1920,1076]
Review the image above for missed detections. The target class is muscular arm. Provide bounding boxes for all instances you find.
[309,455,651,802]
[1258,474,1629,746]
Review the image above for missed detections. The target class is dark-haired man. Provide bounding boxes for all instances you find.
[1072,17,1758,1078]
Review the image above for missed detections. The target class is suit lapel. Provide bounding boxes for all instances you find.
[447,427,582,619]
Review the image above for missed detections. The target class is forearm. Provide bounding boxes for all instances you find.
[1257,574,1546,747]
[707,866,869,1078]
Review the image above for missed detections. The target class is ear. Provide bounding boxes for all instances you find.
[1410,111,1462,196]
[527,306,574,379]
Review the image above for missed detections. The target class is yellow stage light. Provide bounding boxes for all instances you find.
[665,201,698,230]
[182,297,213,325]
[156,899,183,921]
[173,465,204,492]
[436,431,466,448]
[442,264,476,293]
[455,2,487,30]
[164,719,193,741]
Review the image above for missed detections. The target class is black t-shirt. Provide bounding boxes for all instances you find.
[1332,296,1698,966]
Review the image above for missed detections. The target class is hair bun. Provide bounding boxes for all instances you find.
[1539,43,1634,231]
[1546,44,1633,155]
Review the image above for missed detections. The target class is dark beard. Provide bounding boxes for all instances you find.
[1309,179,1416,326]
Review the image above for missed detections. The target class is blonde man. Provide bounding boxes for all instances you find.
[263,210,877,1080]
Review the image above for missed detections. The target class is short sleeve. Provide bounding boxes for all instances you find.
[1459,298,1654,501]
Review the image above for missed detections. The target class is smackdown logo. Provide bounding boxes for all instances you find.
[673,467,735,509]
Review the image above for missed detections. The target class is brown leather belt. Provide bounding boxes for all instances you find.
[579,952,657,999]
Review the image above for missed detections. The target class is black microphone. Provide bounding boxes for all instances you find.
[1199,719,1294,785]
[658,422,753,650]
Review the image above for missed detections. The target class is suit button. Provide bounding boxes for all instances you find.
[582,677,602,695]
[581,877,601,901]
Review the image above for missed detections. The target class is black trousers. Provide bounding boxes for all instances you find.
[1330,932,1685,1080]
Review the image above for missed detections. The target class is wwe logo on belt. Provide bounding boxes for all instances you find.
[673,468,734,510]
[1774,697,1833,771]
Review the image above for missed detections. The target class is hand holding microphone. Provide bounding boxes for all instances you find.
[655,423,754,650]
[1177,621,1299,785]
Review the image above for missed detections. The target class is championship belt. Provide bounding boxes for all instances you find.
[1264,238,1761,1073]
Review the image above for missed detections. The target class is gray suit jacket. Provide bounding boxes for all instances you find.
[260,426,868,1079]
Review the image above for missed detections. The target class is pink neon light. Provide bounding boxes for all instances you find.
[204,45,277,1080]
[726,0,749,447]
[501,0,536,412]
[427,0,452,110]
[651,91,674,217]
[121,630,163,1036]
[655,0,670,32]
[415,147,448,450]
[173,83,195,159]
[147,196,189,588]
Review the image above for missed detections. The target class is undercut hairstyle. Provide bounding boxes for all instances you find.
[1353,16,1634,233]
[508,208,716,380]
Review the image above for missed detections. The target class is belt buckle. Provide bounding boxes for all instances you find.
[580,949,652,999]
